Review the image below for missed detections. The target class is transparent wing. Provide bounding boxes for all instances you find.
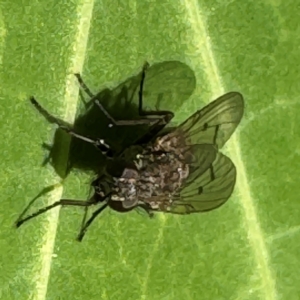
[172,92,244,149]
[183,144,218,181]
[169,151,236,214]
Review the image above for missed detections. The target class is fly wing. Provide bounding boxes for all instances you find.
[172,92,244,149]
[184,144,218,182]
[169,151,236,214]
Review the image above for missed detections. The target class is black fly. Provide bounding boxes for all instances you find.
[16,62,244,241]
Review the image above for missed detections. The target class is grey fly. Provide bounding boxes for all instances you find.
[16,62,244,241]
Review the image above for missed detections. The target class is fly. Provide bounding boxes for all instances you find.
[16,62,244,241]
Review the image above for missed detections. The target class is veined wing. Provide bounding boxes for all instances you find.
[156,92,244,150]
[168,151,236,214]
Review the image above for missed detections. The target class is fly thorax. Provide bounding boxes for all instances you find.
[120,145,144,162]
[153,131,187,153]
[111,168,140,209]
[137,152,190,204]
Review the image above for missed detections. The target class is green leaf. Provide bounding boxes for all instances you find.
[1,0,299,299]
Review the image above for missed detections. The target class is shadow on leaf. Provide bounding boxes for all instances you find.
[16,60,196,231]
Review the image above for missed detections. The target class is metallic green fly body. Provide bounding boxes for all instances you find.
[16,62,244,241]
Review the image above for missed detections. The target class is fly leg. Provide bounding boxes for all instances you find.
[15,183,61,226]
[130,61,174,145]
[30,97,114,157]
[75,63,174,133]
[15,197,98,228]
[74,63,174,148]
[137,62,174,124]
[16,194,109,241]
[76,201,109,241]
[74,73,95,98]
